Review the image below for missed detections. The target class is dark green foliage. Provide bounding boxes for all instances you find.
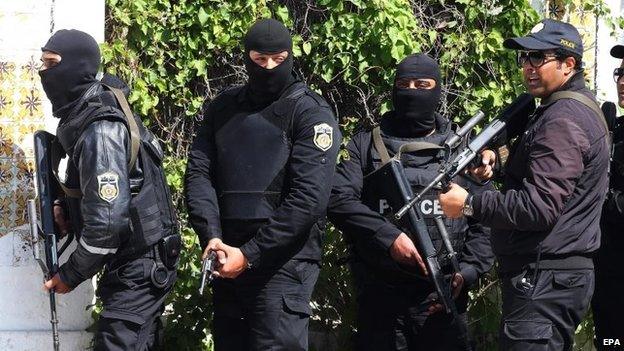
[103,1,605,349]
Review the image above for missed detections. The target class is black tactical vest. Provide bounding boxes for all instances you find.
[355,117,467,282]
[209,82,326,221]
[54,83,178,257]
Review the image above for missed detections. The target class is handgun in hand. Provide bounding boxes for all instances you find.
[199,251,218,295]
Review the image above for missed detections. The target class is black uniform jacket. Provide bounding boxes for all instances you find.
[185,79,341,269]
[58,84,134,288]
[473,72,609,271]
[328,114,494,287]
[597,115,624,276]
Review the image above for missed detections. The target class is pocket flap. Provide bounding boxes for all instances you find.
[282,295,312,316]
[101,309,146,325]
[504,320,552,341]
[553,272,587,288]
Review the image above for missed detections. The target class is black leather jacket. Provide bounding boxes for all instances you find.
[57,83,137,288]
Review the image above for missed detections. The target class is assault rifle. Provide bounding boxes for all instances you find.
[27,130,75,351]
[362,111,489,351]
[395,93,536,220]
[367,95,532,350]
[364,109,485,312]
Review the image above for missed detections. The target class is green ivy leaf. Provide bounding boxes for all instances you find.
[198,7,209,25]
[303,41,311,55]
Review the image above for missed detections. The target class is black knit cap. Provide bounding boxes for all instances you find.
[395,53,440,82]
[39,29,100,116]
[610,44,624,58]
[244,18,292,54]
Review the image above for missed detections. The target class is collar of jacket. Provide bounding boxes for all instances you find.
[538,70,586,110]
[378,112,451,167]
[380,111,450,140]
[236,71,301,105]
[56,82,118,154]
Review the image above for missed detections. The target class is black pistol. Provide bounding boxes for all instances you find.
[199,251,218,295]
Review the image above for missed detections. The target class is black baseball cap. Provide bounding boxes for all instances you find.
[503,19,583,57]
[610,44,624,58]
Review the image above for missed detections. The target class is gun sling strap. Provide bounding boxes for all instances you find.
[372,126,443,165]
[54,84,141,198]
[543,91,609,144]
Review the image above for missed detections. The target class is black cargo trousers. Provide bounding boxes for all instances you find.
[94,245,178,351]
[351,261,471,351]
[212,259,320,351]
[499,268,594,350]
[591,273,624,350]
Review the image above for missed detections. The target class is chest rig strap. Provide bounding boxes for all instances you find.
[54,84,142,198]
[371,126,443,165]
[543,91,609,142]
[104,84,141,169]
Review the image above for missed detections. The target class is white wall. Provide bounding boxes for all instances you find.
[595,0,622,104]
[0,0,104,349]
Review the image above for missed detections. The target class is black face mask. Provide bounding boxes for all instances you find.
[390,53,442,137]
[243,18,294,105]
[39,29,100,118]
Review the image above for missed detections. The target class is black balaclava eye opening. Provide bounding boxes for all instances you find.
[243,18,294,106]
[39,29,100,119]
[390,53,442,137]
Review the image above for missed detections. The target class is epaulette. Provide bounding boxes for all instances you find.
[303,88,330,108]
[208,85,244,113]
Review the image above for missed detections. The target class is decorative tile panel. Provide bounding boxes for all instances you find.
[0,57,43,235]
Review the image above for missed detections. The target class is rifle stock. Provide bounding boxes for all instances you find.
[29,130,68,351]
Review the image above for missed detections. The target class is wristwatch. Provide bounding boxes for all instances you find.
[462,194,474,217]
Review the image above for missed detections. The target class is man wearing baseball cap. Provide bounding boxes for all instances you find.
[438,19,609,350]
[592,44,624,349]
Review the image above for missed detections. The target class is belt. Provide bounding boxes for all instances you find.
[106,246,154,272]
[499,253,594,273]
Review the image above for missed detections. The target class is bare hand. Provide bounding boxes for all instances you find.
[468,149,496,181]
[427,273,465,315]
[438,183,469,219]
[44,273,72,294]
[213,241,248,279]
[53,202,71,238]
[204,238,227,266]
[390,233,428,275]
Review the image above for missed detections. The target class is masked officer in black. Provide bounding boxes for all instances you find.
[439,19,608,350]
[39,29,179,350]
[591,44,624,350]
[185,18,340,350]
[328,53,494,351]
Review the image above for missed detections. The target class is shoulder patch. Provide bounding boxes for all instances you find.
[313,123,333,151]
[98,172,119,202]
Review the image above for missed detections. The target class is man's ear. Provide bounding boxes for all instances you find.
[563,56,576,75]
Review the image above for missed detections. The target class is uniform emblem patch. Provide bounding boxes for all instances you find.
[98,172,119,203]
[313,123,333,151]
[530,22,544,34]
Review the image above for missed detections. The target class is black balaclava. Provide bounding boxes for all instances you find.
[390,53,442,137]
[39,29,100,118]
[243,18,294,105]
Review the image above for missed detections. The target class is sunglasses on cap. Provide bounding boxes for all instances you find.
[517,51,560,68]
[613,68,624,83]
